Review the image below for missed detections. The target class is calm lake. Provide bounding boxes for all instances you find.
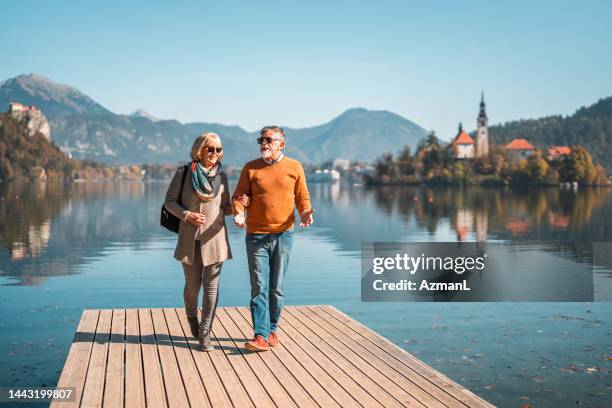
[0,180,611,407]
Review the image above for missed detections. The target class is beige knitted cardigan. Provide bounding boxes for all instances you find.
[164,165,233,266]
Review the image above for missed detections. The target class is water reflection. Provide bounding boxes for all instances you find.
[0,180,164,285]
[1,180,610,285]
[310,184,611,246]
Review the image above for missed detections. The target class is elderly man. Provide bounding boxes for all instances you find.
[232,125,314,351]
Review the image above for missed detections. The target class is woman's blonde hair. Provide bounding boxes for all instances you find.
[190,132,223,162]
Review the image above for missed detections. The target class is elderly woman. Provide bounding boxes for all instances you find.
[164,132,237,351]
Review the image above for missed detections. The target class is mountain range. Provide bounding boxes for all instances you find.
[2,74,610,171]
[0,74,110,118]
[0,74,427,166]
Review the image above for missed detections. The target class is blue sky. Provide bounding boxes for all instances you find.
[1,1,611,140]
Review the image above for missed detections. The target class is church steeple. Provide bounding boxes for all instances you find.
[478,91,487,120]
[475,91,489,158]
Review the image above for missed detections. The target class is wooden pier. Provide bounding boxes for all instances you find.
[51,305,495,407]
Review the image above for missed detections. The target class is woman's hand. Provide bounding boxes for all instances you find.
[237,194,250,207]
[186,211,206,227]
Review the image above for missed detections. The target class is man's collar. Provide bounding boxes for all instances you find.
[263,151,284,165]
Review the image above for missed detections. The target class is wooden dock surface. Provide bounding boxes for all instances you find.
[51,305,495,407]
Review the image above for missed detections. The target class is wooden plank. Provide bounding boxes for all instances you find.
[163,308,210,407]
[231,307,342,408]
[307,306,471,408]
[81,309,112,407]
[52,309,99,407]
[284,307,412,408]
[125,309,145,408]
[174,309,232,408]
[103,309,125,408]
[237,308,359,407]
[220,307,313,407]
[139,308,168,408]
[150,308,190,408]
[294,306,448,408]
[53,310,89,388]
[53,307,494,408]
[279,308,385,407]
[212,310,274,408]
[186,313,254,408]
[322,305,495,408]
[323,305,495,408]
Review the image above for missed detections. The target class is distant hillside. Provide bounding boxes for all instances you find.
[0,74,111,119]
[51,113,259,165]
[0,113,74,180]
[49,109,427,166]
[0,112,148,181]
[487,96,612,171]
[287,108,427,164]
[1,74,428,165]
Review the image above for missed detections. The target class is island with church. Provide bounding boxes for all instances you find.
[366,93,610,187]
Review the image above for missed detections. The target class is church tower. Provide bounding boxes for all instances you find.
[476,92,489,158]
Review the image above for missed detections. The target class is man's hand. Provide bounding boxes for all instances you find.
[233,212,246,228]
[299,208,314,227]
[186,211,206,228]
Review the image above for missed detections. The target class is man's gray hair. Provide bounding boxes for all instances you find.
[260,125,286,140]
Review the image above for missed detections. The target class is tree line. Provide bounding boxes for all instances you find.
[488,96,612,173]
[368,132,609,186]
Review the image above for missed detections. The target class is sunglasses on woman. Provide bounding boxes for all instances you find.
[205,146,223,153]
[257,137,282,145]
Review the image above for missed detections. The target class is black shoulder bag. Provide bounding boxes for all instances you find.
[160,165,188,233]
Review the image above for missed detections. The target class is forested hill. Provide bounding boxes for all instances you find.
[487,96,612,171]
[0,113,75,180]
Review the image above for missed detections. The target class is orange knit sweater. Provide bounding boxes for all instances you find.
[231,157,311,233]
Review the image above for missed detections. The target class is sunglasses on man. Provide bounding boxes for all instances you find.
[257,137,283,145]
[205,146,223,153]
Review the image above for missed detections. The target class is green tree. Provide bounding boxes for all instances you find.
[526,150,549,182]
[559,145,604,184]
[374,152,400,181]
[397,145,414,176]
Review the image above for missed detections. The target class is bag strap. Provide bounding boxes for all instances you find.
[180,164,188,186]
[178,164,188,204]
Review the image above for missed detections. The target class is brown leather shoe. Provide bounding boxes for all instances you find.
[269,332,279,347]
[244,335,270,352]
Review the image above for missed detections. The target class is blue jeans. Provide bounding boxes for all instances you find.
[245,230,293,340]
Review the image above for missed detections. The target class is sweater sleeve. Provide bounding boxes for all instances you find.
[231,165,251,214]
[294,162,312,214]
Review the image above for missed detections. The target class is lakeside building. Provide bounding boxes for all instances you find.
[548,146,571,160]
[505,138,535,161]
[451,123,476,159]
[309,169,340,182]
[332,158,351,171]
[451,93,490,159]
[447,95,575,164]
